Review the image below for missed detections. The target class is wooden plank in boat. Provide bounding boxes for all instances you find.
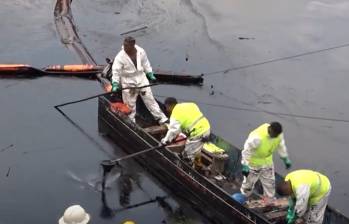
[143,125,167,135]
[264,210,287,222]
[246,197,288,212]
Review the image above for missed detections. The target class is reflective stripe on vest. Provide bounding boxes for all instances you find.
[249,123,282,167]
[171,103,210,138]
[187,115,204,134]
[285,170,331,205]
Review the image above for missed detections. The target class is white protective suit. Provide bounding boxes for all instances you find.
[163,118,210,162]
[240,134,289,198]
[293,185,331,224]
[111,45,167,123]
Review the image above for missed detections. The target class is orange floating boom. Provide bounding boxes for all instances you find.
[0,64,104,79]
[0,64,42,77]
[0,64,30,70]
[44,64,104,72]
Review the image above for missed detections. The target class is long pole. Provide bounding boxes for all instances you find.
[101,137,186,168]
[54,83,158,109]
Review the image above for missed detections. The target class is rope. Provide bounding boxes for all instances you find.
[204,42,349,76]
[54,83,158,108]
[155,93,349,123]
[54,105,107,152]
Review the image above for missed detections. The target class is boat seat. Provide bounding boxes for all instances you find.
[143,124,168,135]
[143,124,168,141]
[200,142,229,176]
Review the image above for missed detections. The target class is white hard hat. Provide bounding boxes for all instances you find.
[123,221,136,224]
[59,205,90,224]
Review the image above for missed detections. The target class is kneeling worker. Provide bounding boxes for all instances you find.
[240,122,292,199]
[161,97,210,163]
[277,169,331,224]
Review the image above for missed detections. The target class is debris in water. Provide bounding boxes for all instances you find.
[6,167,11,177]
[1,144,14,152]
[238,37,255,40]
[257,101,272,105]
[209,84,215,95]
[114,12,120,14]
[120,26,148,36]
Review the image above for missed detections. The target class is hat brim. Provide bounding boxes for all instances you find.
[59,213,90,224]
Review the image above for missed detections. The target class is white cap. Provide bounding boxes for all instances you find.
[59,205,90,224]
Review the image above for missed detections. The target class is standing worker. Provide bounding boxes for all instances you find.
[240,122,292,199]
[111,36,168,124]
[161,97,210,164]
[276,169,331,224]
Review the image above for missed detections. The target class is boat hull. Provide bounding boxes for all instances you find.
[98,95,349,224]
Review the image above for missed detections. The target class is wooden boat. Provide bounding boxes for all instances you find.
[98,93,349,224]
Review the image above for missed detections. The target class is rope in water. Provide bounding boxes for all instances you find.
[203,42,349,76]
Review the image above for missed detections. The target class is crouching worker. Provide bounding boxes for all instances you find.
[161,97,210,164]
[240,122,292,200]
[277,170,331,224]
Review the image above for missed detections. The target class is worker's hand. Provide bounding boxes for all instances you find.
[161,138,169,146]
[241,164,250,177]
[111,82,120,92]
[146,72,156,81]
[105,84,112,92]
[281,157,292,169]
[286,207,297,224]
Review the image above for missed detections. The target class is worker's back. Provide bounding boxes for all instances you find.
[286,169,331,205]
[172,102,210,137]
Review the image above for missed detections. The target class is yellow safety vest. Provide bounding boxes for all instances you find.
[285,170,331,205]
[249,123,282,167]
[171,103,210,138]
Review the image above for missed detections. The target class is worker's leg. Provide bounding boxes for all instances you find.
[140,87,167,123]
[182,139,204,164]
[122,89,138,122]
[259,166,276,198]
[304,188,331,224]
[182,131,210,164]
[240,168,261,197]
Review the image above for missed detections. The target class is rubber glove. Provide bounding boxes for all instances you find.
[286,207,297,224]
[161,138,169,145]
[241,164,250,177]
[281,157,292,169]
[111,82,120,92]
[146,72,156,81]
[286,198,297,224]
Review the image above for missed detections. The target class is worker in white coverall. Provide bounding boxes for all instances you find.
[240,122,292,199]
[161,97,210,164]
[111,36,168,124]
[277,170,331,224]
